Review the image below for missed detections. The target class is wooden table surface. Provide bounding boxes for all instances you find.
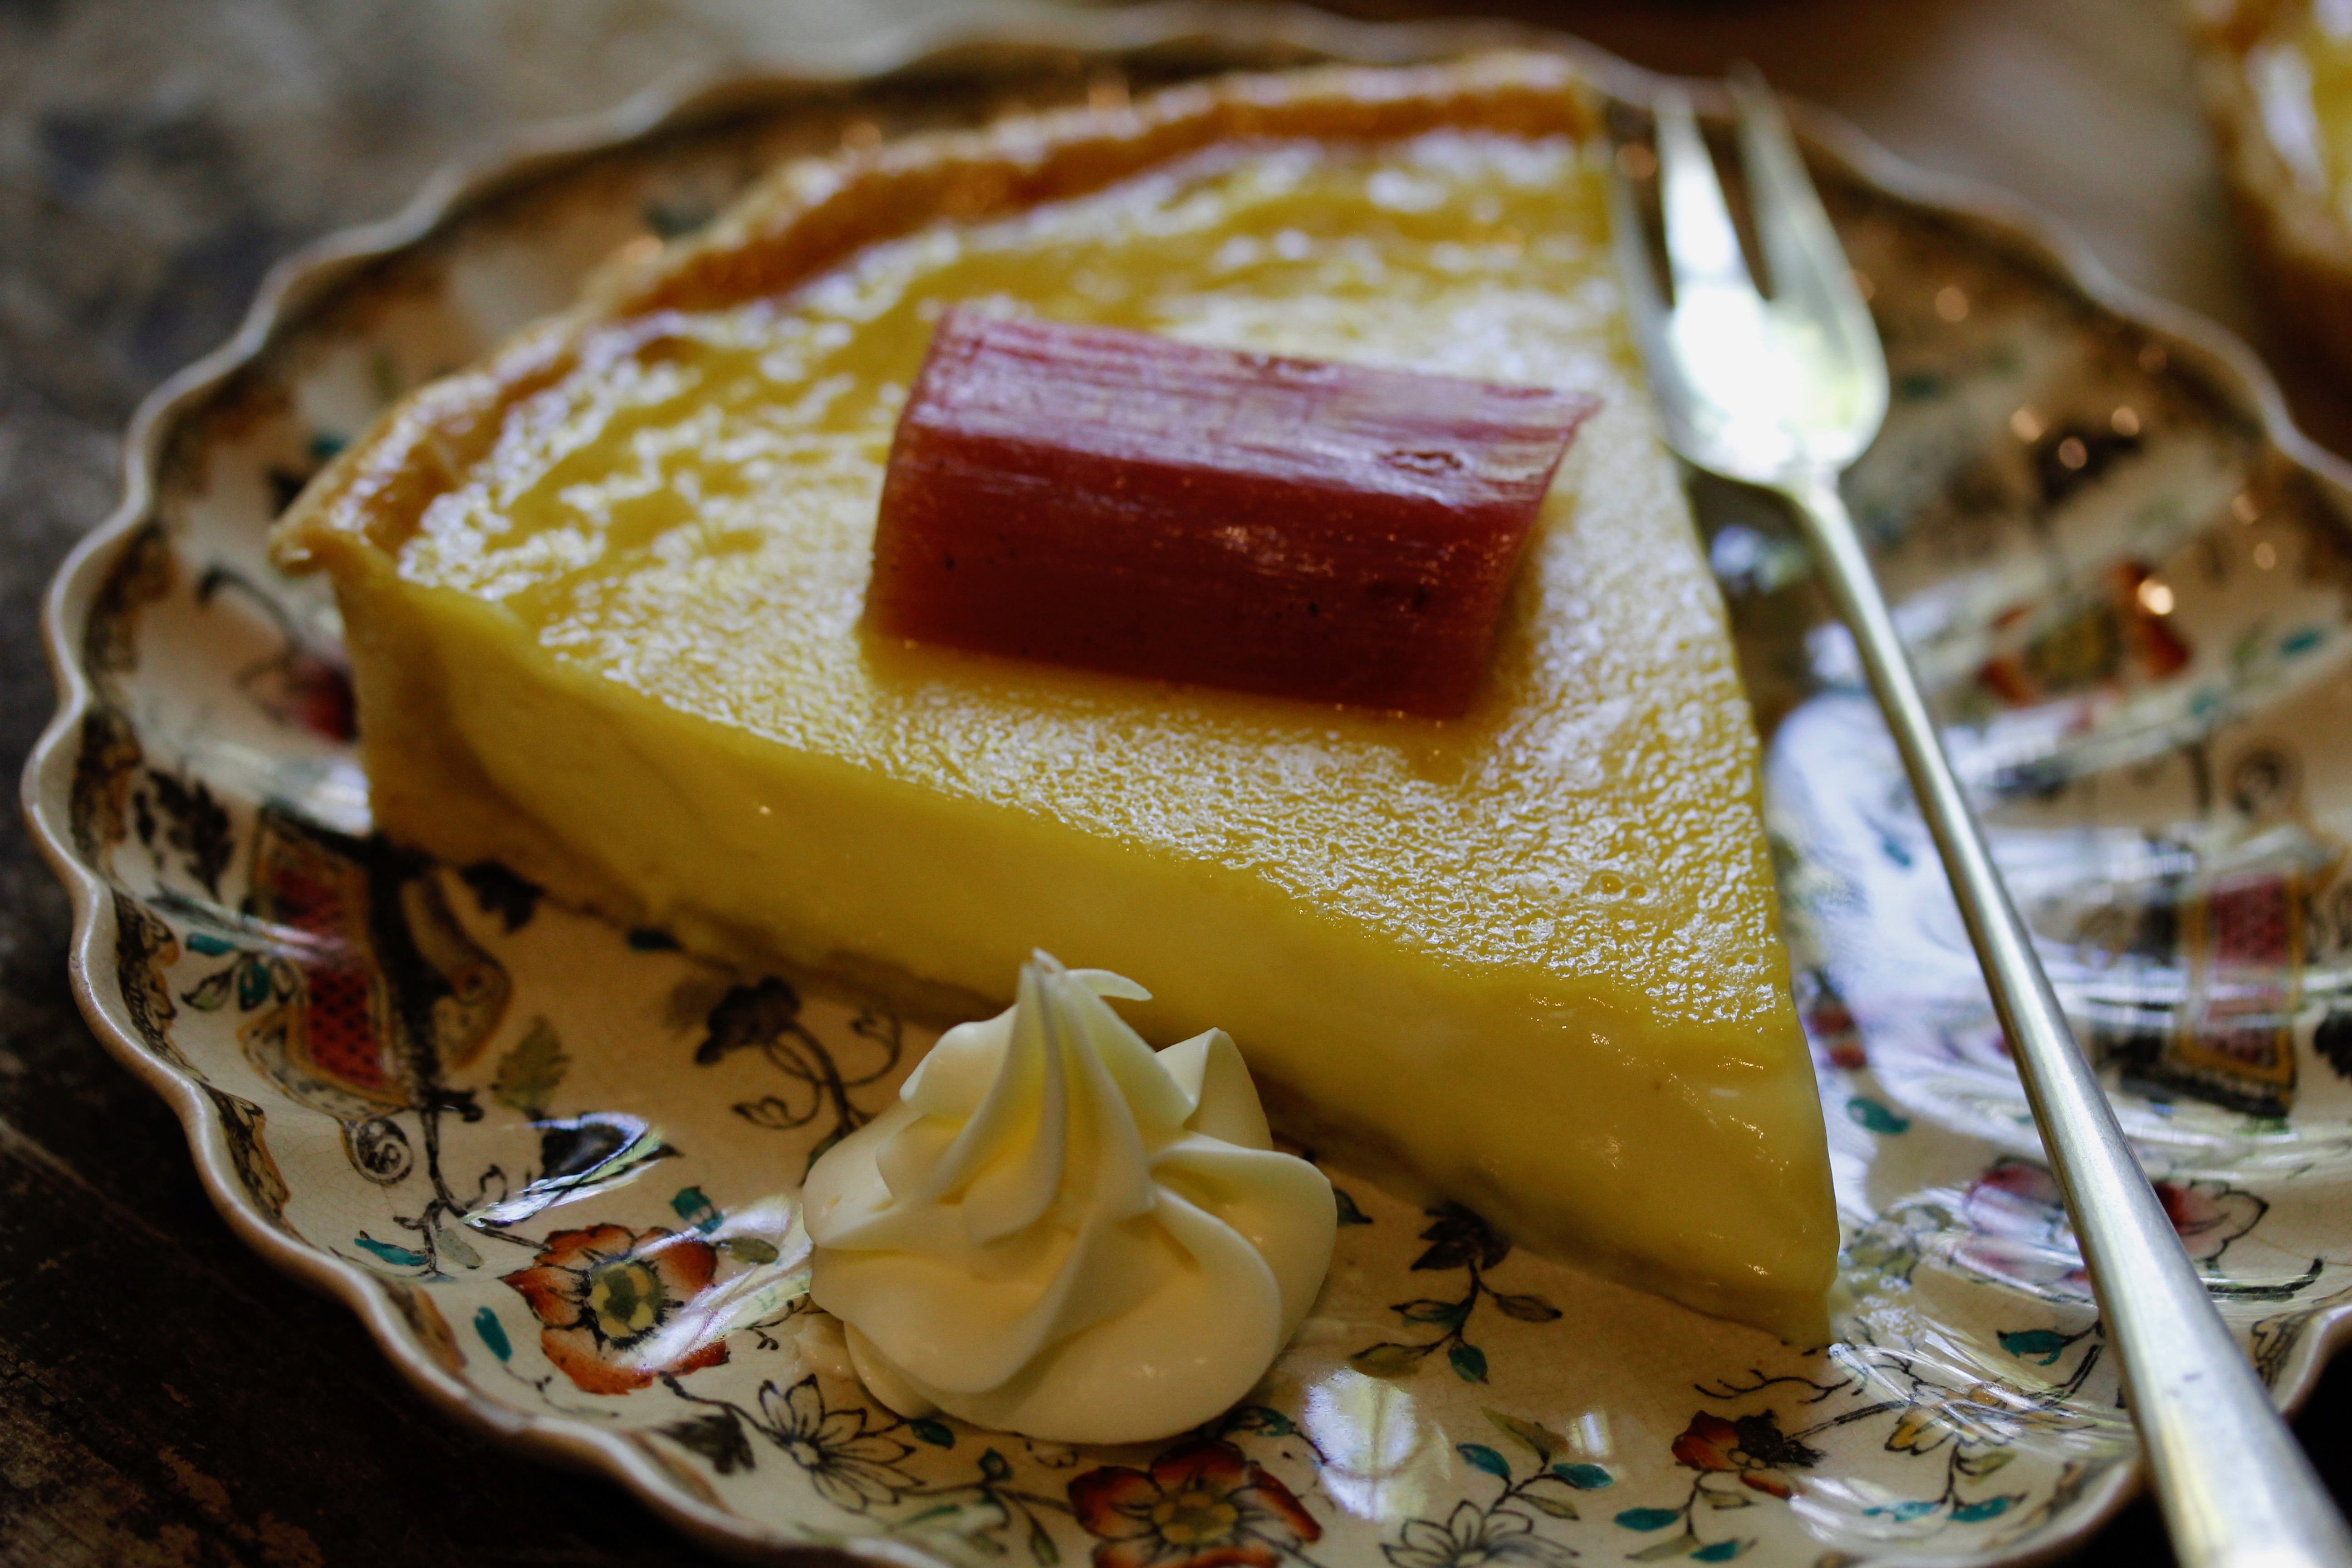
[3,0,2347,1562]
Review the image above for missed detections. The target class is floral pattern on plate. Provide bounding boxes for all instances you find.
[26,14,2352,1567]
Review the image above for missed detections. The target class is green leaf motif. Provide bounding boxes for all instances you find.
[1457,1443,1512,1479]
[2211,1256,2323,1302]
[1867,1500,1937,1522]
[1448,1343,1489,1383]
[1615,1507,1684,1532]
[1997,1328,2070,1366]
[236,956,272,1010]
[720,1235,781,1264]
[979,1448,1013,1483]
[492,1018,569,1117]
[1845,1095,1911,1135]
[1225,1406,1296,1437]
[473,1306,511,1362]
[911,1419,956,1447]
[1520,1492,1579,1519]
[1631,1532,1701,1562]
[671,1185,722,1234]
[1492,1292,1563,1323]
[1396,1298,1470,1327]
[1027,1513,1060,1566]
[181,968,236,1011]
[186,931,237,956]
[1951,1496,2017,1524]
[1484,1410,1563,1463]
[1350,1343,1428,1379]
[1554,1463,1613,1490]
[353,1233,427,1269]
[433,1222,482,1271]
[1334,1187,1373,1225]
[1693,1541,1750,1562]
[1956,1447,2016,1479]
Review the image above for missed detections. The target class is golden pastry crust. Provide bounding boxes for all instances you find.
[273,53,1597,574]
[2190,0,2352,376]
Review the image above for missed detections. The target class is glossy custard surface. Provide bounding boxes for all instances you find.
[406,134,1779,1033]
[304,123,1836,1338]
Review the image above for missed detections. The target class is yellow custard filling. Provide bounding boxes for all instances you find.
[282,80,1838,1342]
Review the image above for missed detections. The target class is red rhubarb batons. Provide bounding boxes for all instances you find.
[867,309,1597,718]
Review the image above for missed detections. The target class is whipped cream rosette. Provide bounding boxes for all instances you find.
[800,951,1336,1444]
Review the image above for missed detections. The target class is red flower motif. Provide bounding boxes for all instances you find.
[1802,978,1866,1070]
[1955,1161,2089,1297]
[1956,1160,2267,1297]
[246,650,357,740]
[2152,1179,2266,1262]
[1069,1440,1320,1568]
[1668,1410,1818,1499]
[1670,1413,1741,1472]
[501,1223,728,1395]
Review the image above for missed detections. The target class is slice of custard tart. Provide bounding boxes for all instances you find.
[272,52,1839,1343]
[2195,0,2352,374]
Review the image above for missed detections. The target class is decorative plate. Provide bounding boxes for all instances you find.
[28,6,2352,1565]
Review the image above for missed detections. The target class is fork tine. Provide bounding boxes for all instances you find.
[1603,127,1664,330]
[1652,88,1757,306]
[1604,124,1675,368]
[1605,112,1702,454]
[1729,66,1886,409]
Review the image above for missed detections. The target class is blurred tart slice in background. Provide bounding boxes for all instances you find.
[2194,0,2352,372]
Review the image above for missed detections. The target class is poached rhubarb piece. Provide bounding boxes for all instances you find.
[868,309,1597,716]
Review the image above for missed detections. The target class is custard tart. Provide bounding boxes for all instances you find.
[273,53,1838,1342]
[2195,0,2352,373]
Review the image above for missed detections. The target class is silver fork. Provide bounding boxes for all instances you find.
[1608,70,2352,1568]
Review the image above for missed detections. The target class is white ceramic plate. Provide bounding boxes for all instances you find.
[28,7,2352,1564]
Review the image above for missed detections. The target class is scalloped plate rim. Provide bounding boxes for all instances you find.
[21,4,2351,1561]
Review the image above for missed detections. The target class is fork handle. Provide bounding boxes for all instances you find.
[1778,466,2352,1568]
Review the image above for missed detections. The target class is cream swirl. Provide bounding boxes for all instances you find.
[801,951,1335,1444]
